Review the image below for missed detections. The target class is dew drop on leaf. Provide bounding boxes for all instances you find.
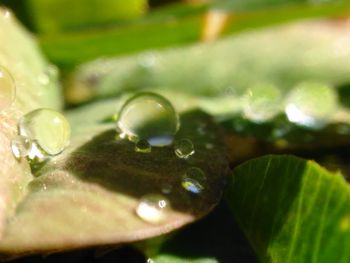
[136,194,170,224]
[174,138,195,159]
[11,135,32,159]
[0,66,16,111]
[117,92,180,146]
[182,167,207,194]
[285,82,338,128]
[243,83,281,122]
[135,139,151,153]
[19,109,71,155]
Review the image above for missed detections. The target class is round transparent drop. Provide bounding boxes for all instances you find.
[136,194,170,224]
[243,83,281,123]
[19,109,71,155]
[174,138,194,159]
[0,66,16,111]
[182,167,206,194]
[117,92,180,146]
[135,139,151,153]
[285,82,338,128]
[11,135,32,159]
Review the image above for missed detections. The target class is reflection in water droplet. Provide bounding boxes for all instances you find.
[136,194,169,224]
[243,83,281,122]
[182,167,206,194]
[174,139,194,159]
[135,139,151,153]
[285,82,338,128]
[11,135,32,159]
[19,109,71,155]
[117,92,180,146]
[0,66,16,111]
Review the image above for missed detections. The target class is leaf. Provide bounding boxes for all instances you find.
[226,155,350,263]
[147,203,258,263]
[0,8,61,241]
[39,1,350,68]
[0,98,229,255]
[25,0,147,34]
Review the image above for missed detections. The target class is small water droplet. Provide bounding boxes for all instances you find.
[117,92,180,146]
[205,143,214,149]
[285,82,338,129]
[38,65,59,86]
[161,184,173,194]
[197,123,206,135]
[1,8,12,20]
[174,139,194,159]
[182,167,206,194]
[135,139,151,153]
[139,52,158,68]
[243,83,281,122]
[0,66,16,111]
[11,135,32,159]
[136,194,170,224]
[19,109,71,156]
[147,258,154,263]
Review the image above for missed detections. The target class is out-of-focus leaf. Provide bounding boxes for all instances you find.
[226,155,350,263]
[0,97,229,255]
[0,8,61,241]
[147,203,258,263]
[67,21,350,123]
[26,0,147,34]
[40,1,350,68]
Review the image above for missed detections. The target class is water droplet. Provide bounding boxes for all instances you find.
[1,8,12,20]
[174,139,194,159]
[147,258,154,263]
[117,92,180,146]
[285,82,338,128]
[136,194,169,224]
[161,184,173,194]
[139,52,158,68]
[205,143,214,149]
[11,135,32,159]
[182,167,206,194]
[0,66,16,111]
[135,139,151,153]
[19,109,71,155]
[38,65,59,86]
[243,83,281,122]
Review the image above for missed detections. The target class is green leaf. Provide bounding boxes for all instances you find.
[226,155,350,263]
[40,1,350,68]
[148,203,258,263]
[25,0,148,34]
[0,98,229,255]
[0,7,61,242]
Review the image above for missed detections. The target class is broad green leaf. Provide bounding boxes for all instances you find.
[226,155,350,263]
[66,20,350,130]
[40,1,350,68]
[0,8,61,241]
[148,203,258,263]
[0,97,229,255]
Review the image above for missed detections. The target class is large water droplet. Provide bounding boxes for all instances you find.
[174,139,194,159]
[135,139,151,153]
[243,83,281,122]
[285,82,338,128]
[136,194,169,224]
[182,167,206,194]
[117,92,180,146]
[11,135,32,159]
[19,109,71,155]
[0,66,16,111]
